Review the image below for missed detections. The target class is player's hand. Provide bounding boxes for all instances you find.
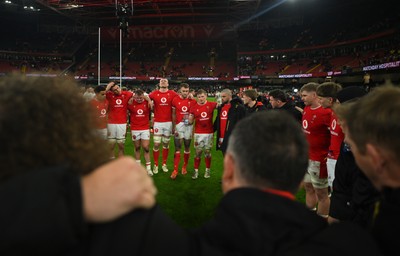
[106,81,115,91]
[128,97,134,105]
[81,156,157,222]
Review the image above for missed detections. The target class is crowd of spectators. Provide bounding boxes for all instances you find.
[237,31,400,76]
[0,52,72,74]
[1,3,398,79]
[73,42,236,78]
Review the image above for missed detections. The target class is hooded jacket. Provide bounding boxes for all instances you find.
[214,96,246,154]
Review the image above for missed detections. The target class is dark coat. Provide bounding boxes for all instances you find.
[371,188,400,256]
[214,97,246,154]
[282,221,380,256]
[330,142,379,227]
[195,188,328,255]
[0,166,191,256]
[245,101,267,116]
[195,188,379,256]
[276,101,302,123]
[83,205,192,256]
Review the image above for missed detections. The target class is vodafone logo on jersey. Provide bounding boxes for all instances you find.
[116,99,122,105]
[201,112,207,118]
[161,97,167,103]
[222,110,228,117]
[137,109,144,115]
[182,106,188,112]
[302,120,308,129]
[331,119,337,130]
[100,109,106,115]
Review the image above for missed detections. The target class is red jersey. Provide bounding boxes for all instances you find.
[90,98,108,129]
[190,101,218,134]
[302,105,331,162]
[172,96,196,123]
[106,91,133,124]
[128,100,150,130]
[219,103,231,140]
[328,112,344,160]
[149,90,178,122]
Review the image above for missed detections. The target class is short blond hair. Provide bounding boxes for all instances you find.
[243,89,258,101]
[300,82,319,93]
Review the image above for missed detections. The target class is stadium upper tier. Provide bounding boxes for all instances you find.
[0,0,399,79]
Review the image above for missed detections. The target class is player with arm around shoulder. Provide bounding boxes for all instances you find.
[105,82,133,158]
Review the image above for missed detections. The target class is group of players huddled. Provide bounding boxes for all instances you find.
[89,79,221,181]
[89,78,375,222]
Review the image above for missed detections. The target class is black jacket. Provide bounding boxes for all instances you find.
[371,188,400,256]
[195,188,379,256]
[330,142,379,227]
[0,166,86,255]
[195,188,328,255]
[282,221,380,256]
[0,166,191,256]
[276,101,302,123]
[245,101,267,116]
[214,97,246,154]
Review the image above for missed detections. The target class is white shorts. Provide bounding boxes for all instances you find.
[153,122,172,137]
[95,128,108,140]
[107,124,127,141]
[327,158,337,188]
[131,129,150,141]
[194,133,213,150]
[303,160,329,189]
[175,122,193,140]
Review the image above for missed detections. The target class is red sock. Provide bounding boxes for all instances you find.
[162,147,169,165]
[183,151,190,167]
[174,151,181,170]
[153,149,159,166]
[205,156,211,169]
[194,157,201,169]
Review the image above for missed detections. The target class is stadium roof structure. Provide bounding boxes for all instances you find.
[1,0,371,28]
[37,0,268,24]
[1,0,277,25]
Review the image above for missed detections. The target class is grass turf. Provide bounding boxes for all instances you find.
[124,134,224,228]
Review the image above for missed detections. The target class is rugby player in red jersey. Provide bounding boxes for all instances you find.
[170,83,196,180]
[149,78,178,174]
[90,85,108,140]
[105,82,133,158]
[128,89,153,176]
[301,82,332,218]
[188,89,218,179]
[316,82,344,192]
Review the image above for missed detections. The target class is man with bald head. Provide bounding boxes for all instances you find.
[214,89,246,156]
